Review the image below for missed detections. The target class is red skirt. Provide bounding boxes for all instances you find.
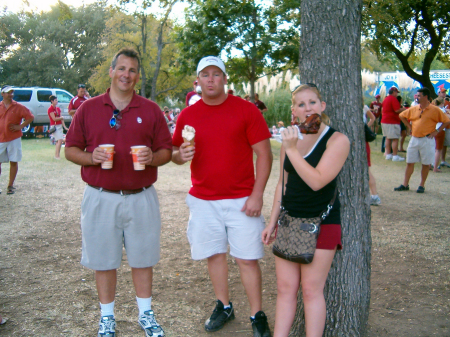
[317,224,342,250]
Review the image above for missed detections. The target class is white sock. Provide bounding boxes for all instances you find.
[223,304,231,309]
[136,296,152,316]
[100,301,115,317]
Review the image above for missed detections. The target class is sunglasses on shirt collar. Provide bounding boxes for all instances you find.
[110,109,122,130]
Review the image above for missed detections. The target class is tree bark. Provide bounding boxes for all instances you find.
[292,0,371,336]
[140,14,148,98]
[150,3,174,101]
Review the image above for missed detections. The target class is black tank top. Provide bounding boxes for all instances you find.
[283,126,341,225]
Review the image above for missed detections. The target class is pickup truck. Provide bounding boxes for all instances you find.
[0,87,74,134]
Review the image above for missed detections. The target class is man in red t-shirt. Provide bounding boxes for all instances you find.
[0,85,34,195]
[172,56,272,336]
[65,48,171,337]
[369,94,382,133]
[381,86,406,161]
[68,84,88,117]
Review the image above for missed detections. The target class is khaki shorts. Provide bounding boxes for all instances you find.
[185,194,265,261]
[53,124,64,141]
[0,137,22,163]
[80,185,161,270]
[406,136,434,165]
[444,129,450,147]
[381,123,401,139]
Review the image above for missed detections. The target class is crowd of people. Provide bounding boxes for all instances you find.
[364,86,450,194]
[0,47,448,337]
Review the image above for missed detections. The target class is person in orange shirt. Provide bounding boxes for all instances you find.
[394,87,450,193]
[0,85,34,195]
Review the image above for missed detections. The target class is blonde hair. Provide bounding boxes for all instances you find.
[291,84,330,125]
[432,98,443,106]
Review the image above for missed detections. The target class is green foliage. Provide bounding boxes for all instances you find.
[266,0,301,71]
[362,0,450,94]
[260,88,293,128]
[88,9,190,100]
[176,0,273,96]
[0,2,110,94]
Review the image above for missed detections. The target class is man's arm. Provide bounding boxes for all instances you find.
[68,109,77,117]
[172,142,194,165]
[9,117,34,132]
[394,107,406,114]
[429,120,450,139]
[65,146,108,166]
[240,138,273,217]
[136,148,172,167]
[400,116,411,135]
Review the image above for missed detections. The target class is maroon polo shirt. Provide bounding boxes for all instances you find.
[68,95,88,112]
[65,89,172,190]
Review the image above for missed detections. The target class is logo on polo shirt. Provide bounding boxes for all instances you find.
[137,117,142,123]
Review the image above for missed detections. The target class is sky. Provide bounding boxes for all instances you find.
[0,0,98,13]
[0,0,188,21]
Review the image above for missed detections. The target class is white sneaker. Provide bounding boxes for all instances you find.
[370,195,381,206]
[139,310,164,337]
[392,155,405,162]
[385,154,393,160]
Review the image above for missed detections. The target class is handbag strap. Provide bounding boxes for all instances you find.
[280,162,338,220]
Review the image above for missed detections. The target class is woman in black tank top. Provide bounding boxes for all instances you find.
[262,84,350,337]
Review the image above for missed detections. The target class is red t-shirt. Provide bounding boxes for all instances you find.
[68,95,87,112]
[172,95,271,200]
[0,101,34,142]
[381,95,401,124]
[48,105,62,125]
[369,101,382,118]
[65,89,172,190]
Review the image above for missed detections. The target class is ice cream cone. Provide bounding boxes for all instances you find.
[183,137,195,147]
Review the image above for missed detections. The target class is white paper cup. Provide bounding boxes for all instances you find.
[131,145,146,170]
[99,144,114,169]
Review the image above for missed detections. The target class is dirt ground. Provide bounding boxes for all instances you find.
[0,138,449,336]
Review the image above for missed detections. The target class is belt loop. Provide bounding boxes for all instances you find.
[120,190,123,196]
[99,187,103,192]
[143,186,146,191]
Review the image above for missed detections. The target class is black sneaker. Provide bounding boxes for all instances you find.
[251,311,271,337]
[394,184,409,191]
[416,186,425,193]
[204,300,235,332]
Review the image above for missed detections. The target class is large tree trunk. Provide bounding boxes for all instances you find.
[292,0,371,336]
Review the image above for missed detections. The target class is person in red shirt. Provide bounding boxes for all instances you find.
[172,56,273,336]
[47,95,69,159]
[369,94,382,133]
[68,84,88,117]
[65,48,171,337]
[185,80,198,107]
[381,86,406,161]
[0,85,34,195]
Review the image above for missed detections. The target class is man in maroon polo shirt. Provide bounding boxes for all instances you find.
[68,84,89,117]
[65,48,172,337]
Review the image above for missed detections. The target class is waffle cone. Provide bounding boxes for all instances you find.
[183,137,195,147]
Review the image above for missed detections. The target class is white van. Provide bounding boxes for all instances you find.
[0,87,74,134]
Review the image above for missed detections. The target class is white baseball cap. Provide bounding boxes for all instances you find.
[1,85,13,93]
[197,56,226,75]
